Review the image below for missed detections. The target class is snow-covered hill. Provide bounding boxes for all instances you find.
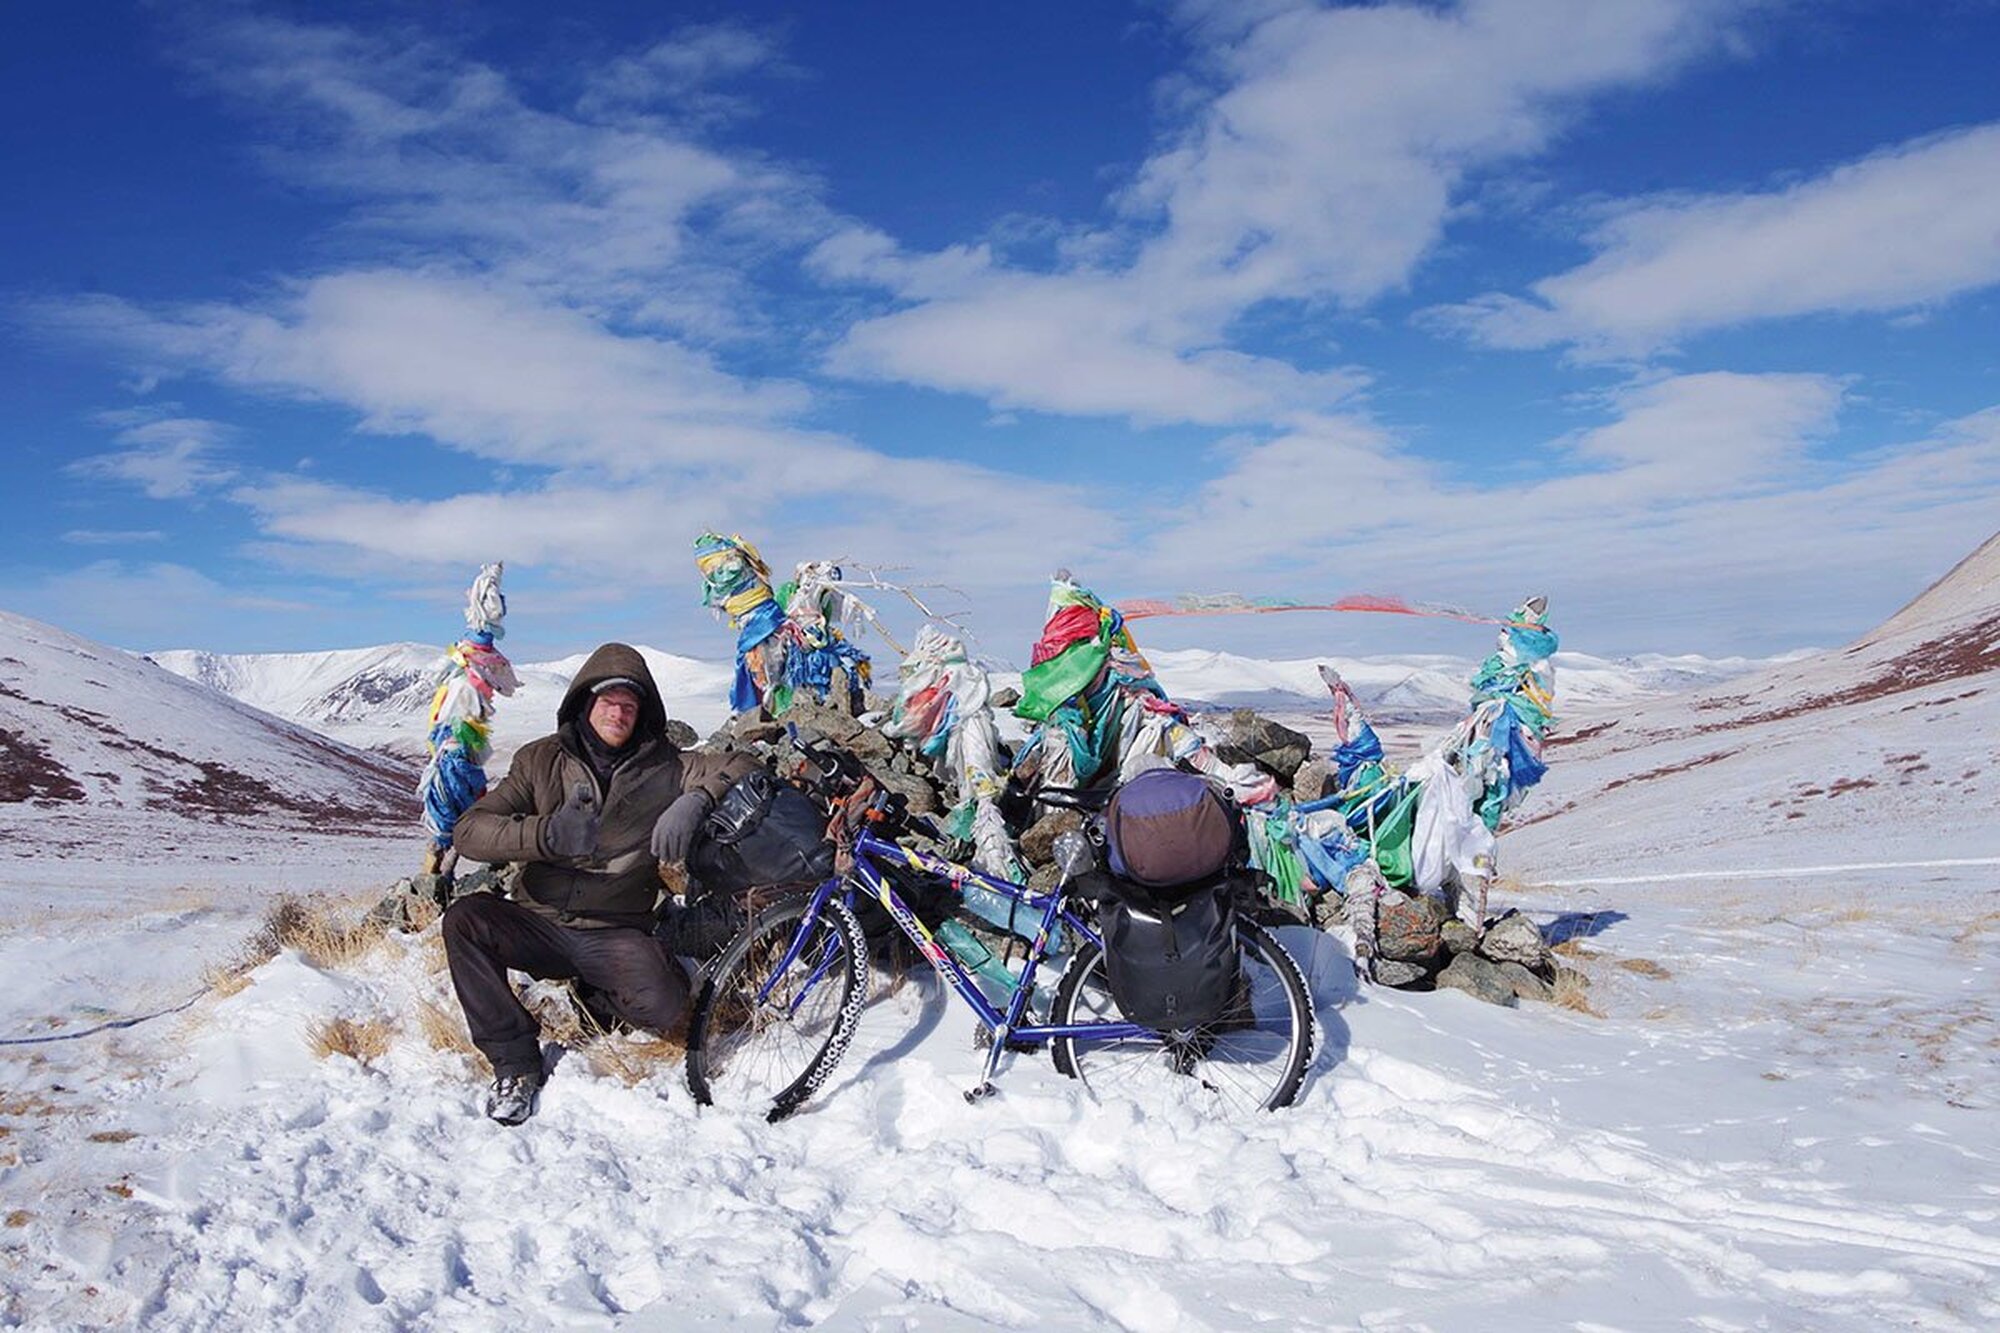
[1,610,420,884]
[149,643,738,763]
[151,636,1787,767]
[1507,530,2000,876]
[148,640,740,764]
[1146,645,1798,720]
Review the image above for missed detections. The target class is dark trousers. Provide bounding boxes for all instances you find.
[442,894,690,1079]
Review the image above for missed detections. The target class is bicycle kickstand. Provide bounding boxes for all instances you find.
[964,1023,1009,1103]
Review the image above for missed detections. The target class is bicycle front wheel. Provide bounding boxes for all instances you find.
[685,890,869,1121]
[1050,918,1314,1111]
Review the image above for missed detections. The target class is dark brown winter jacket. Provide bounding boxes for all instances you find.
[452,643,758,928]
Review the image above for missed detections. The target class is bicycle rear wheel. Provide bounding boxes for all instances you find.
[685,889,869,1121]
[1050,919,1314,1111]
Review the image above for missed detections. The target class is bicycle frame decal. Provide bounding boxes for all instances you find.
[844,830,1152,1045]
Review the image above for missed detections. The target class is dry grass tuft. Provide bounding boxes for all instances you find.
[1552,941,1600,959]
[1828,905,1875,925]
[4,1210,28,1228]
[240,895,390,972]
[0,1092,60,1119]
[583,1034,688,1086]
[201,962,254,998]
[1553,966,1604,1018]
[400,891,443,935]
[1615,957,1673,980]
[308,1015,395,1066]
[85,1129,136,1144]
[419,931,450,976]
[1953,911,2000,955]
[514,982,690,1083]
[416,999,479,1060]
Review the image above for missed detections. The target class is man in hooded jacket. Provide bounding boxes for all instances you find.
[446,643,758,1124]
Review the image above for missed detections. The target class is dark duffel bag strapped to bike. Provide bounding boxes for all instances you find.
[689,768,837,896]
[1103,767,1237,896]
[1095,768,1246,1031]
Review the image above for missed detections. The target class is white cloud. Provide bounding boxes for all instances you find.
[27,561,313,648]
[174,11,829,343]
[821,0,1736,424]
[68,415,237,499]
[828,270,1368,425]
[1436,122,2000,355]
[1546,371,1845,503]
[60,530,167,545]
[44,273,816,477]
[578,23,792,125]
[1129,374,2000,651]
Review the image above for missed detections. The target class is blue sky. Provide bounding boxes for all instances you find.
[4,0,1998,666]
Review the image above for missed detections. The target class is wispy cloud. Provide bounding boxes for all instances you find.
[23,561,313,648]
[820,0,1740,424]
[49,273,813,477]
[173,10,827,342]
[1132,375,2000,649]
[68,413,237,499]
[578,23,796,126]
[1433,122,2000,356]
[61,529,168,545]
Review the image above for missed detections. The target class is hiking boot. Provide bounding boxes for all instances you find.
[485,1072,543,1126]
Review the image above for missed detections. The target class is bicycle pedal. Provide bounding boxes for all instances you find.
[962,1082,996,1104]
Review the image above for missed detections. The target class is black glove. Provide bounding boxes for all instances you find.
[541,782,601,859]
[651,790,713,865]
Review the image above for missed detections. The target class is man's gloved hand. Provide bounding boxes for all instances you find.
[651,790,713,865]
[541,782,601,859]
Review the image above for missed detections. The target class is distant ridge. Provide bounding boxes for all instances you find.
[1508,528,2000,876]
[151,639,1790,761]
[1,611,420,860]
[1863,527,2000,647]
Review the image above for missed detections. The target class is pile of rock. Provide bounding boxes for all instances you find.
[706,695,944,816]
[388,693,1576,1012]
[1367,894,1568,1007]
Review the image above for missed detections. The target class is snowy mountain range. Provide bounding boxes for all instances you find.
[146,637,1796,766]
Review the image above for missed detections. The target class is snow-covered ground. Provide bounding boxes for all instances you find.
[4,537,1997,1329]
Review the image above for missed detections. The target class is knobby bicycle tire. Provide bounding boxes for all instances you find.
[685,890,869,1122]
[1049,919,1315,1111]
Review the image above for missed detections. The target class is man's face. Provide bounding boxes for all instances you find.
[587,686,642,748]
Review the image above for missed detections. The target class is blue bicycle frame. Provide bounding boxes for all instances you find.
[755,825,1154,1095]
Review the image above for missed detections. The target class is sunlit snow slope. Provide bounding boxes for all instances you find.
[1,610,420,891]
[1508,531,2000,877]
[150,644,737,763]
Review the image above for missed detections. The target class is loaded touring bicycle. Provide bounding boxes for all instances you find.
[682,735,1317,1120]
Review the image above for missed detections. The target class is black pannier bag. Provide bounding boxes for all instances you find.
[688,768,837,895]
[1094,768,1245,1030]
[1098,880,1239,1031]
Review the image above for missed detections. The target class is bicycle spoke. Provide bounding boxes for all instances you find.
[1054,922,1313,1111]
[688,895,868,1117]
